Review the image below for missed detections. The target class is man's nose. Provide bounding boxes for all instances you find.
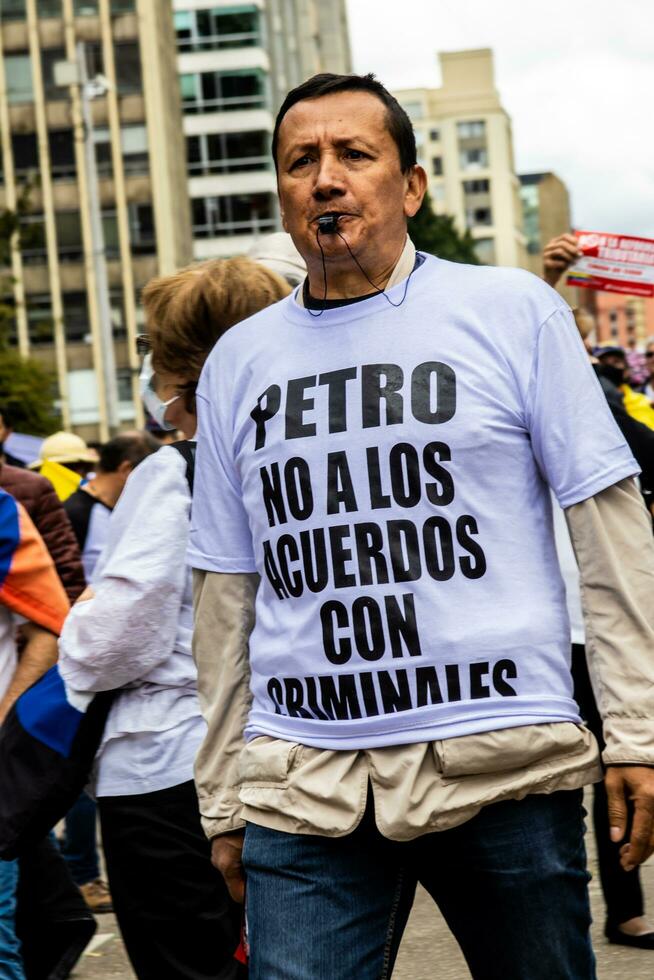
[313,154,346,200]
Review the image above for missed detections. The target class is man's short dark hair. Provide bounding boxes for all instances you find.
[272,73,417,175]
[98,432,159,473]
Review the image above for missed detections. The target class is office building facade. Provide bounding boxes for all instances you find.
[173,0,351,260]
[0,0,192,440]
[393,49,527,269]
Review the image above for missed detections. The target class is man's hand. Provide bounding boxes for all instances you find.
[542,233,580,288]
[606,766,654,870]
[211,831,246,903]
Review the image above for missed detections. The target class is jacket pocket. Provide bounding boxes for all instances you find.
[239,736,304,788]
[433,723,588,779]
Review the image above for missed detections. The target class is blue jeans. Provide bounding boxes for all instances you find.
[0,859,26,980]
[243,789,595,979]
[62,792,100,886]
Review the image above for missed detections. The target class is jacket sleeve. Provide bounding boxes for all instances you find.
[565,477,654,765]
[192,568,257,838]
[58,449,190,692]
[31,479,87,602]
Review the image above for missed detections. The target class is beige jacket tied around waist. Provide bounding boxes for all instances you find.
[192,475,654,841]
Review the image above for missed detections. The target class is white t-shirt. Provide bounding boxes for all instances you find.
[188,254,638,750]
[0,608,17,704]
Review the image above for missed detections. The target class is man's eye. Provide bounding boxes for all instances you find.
[290,155,312,170]
[345,149,365,160]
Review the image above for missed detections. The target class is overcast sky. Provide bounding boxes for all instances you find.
[345,0,654,238]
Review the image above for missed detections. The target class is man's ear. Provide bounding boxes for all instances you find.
[403,165,428,219]
[118,460,133,477]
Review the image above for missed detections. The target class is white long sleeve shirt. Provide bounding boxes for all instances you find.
[58,446,205,797]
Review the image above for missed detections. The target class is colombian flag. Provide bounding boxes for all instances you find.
[0,489,69,634]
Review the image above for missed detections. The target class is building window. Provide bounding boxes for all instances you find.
[116,367,133,402]
[459,148,488,171]
[56,211,84,261]
[191,193,276,237]
[128,203,156,253]
[120,125,149,173]
[474,237,496,265]
[63,292,90,343]
[73,0,98,15]
[429,129,440,142]
[465,207,492,227]
[19,214,46,264]
[27,295,54,347]
[11,133,38,177]
[5,55,33,104]
[41,47,67,99]
[401,101,423,121]
[180,69,266,114]
[463,178,490,194]
[1,0,27,20]
[457,120,486,139]
[186,131,269,176]
[49,130,76,179]
[37,1,62,15]
[431,157,443,177]
[175,6,261,52]
[114,42,142,95]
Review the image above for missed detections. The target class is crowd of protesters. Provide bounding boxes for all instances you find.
[1,71,654,980]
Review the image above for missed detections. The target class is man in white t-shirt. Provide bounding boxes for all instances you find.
[189,73,654,978]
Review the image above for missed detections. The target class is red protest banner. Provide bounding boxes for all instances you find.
[566,230,654,297]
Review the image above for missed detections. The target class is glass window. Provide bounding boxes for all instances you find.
[73,0,98,14]
[121,125,148,173]
[102,212,120,257]
[431,157,443,177]
[401,101,423,121]
[191,192,276,237]
[117,366,133,402]
[63,291,89,343]
[56,211,83,260]
[457,120,486,139]
[41,48,67,99]
[1,0,26,21]
[20,214,46,263]
[27,295,54,346]
[181,69,265,113]
[6,55,33,104]
[459,148,488,171]
[114,42,141,94]
[12,133,39,175]
[49,129,76,179]
[128,203,156,253]
[68,369,100,425]
[465,206,492,227]
[474,237,496,265]
[93,127,112,176]
[176,6,260,51]
[37,0,62,16]
[463,179,490,194]
[186,130,269,175]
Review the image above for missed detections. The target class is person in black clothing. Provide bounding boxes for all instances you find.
[543,235,654,948]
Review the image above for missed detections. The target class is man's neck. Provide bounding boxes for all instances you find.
[305,236,409,301]
[300,237,415,307]
[84,473,120,509]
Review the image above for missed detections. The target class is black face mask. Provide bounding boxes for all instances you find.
[598,363,625,387]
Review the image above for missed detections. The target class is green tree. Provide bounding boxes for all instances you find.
[408,191,479,264]
[1,189,60,436]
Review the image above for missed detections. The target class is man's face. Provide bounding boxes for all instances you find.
[0,413,11,444]
[276,90,425,268]
[646,345,654,376]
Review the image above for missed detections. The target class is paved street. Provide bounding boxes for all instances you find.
[73,823,654,980]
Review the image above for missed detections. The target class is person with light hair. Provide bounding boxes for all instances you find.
[57,257,290,980]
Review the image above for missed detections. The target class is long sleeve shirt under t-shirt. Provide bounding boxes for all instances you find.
[188,242,654,840]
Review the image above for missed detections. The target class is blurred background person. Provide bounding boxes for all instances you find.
[0,490,96,980]
[57,256,290,980]
[644,336,654,404]
[59,430,158,917]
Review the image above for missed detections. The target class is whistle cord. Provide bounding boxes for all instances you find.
[306,229,415,317]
